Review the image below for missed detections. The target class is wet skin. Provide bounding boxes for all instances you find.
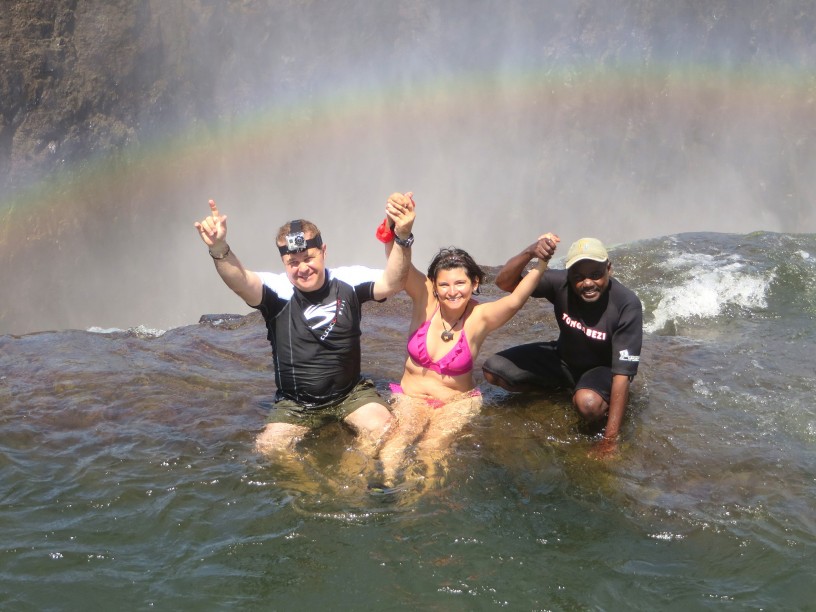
[567,259,611,303]
[433,267,478,316]
[281,243,327,293]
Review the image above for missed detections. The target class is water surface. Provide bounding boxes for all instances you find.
[1,232,814,609]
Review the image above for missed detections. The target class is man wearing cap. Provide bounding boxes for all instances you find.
[194,196,415,461]
[482,236,643,457]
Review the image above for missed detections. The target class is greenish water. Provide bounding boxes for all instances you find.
[2,233,814,610]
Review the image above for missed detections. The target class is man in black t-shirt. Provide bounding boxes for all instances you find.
[194,195,415,459]
[483,237,642,457]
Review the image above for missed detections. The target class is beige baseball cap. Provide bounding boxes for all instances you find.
[565,237,609,269]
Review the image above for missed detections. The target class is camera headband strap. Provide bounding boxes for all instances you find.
[278,220,323,255]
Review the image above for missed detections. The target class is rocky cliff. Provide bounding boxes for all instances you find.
[2,1,259,190]
[2,0,458,193]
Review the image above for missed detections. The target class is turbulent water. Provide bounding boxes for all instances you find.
[1,231,814,609]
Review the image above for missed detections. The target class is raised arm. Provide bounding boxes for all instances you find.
[380,192,427,303]
[494,234,559,292]
[194,199,263,306]
[372,192,416,300]
[470,233,560,346]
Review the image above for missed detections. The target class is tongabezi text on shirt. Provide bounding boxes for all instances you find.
[561,313,607,340]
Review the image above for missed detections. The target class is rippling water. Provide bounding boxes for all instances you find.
[1,232,814,610]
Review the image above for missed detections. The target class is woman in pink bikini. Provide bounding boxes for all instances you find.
[377,192,559,486]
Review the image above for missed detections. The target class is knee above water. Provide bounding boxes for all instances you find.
[255,428,298,455]
[574,391,607,421]
[482,366,512,389]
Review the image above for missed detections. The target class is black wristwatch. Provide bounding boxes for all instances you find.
[394,233,414,248]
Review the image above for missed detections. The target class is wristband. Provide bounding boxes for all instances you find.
[209,244,231,260]
[375,218,395,243]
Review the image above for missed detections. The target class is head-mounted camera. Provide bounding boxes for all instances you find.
[278,220,323,256]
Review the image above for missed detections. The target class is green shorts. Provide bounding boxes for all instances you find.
[266,379,390,429]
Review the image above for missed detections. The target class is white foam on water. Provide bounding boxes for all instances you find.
[648,532,686,541]
[86,326,122,334]
[86,324,166,337]
[646,253,773,333]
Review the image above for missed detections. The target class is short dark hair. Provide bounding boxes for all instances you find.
[427,247,485,293]
[276,219,321,246]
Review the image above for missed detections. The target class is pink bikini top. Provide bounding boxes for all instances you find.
[406,307,474,377]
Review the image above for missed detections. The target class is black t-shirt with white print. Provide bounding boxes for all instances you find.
[533,269,643,378]
[254,267,381,406]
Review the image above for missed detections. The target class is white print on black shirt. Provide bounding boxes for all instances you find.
[303,299,345,341]
[619,349,640,362]
[561,313,607,341]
